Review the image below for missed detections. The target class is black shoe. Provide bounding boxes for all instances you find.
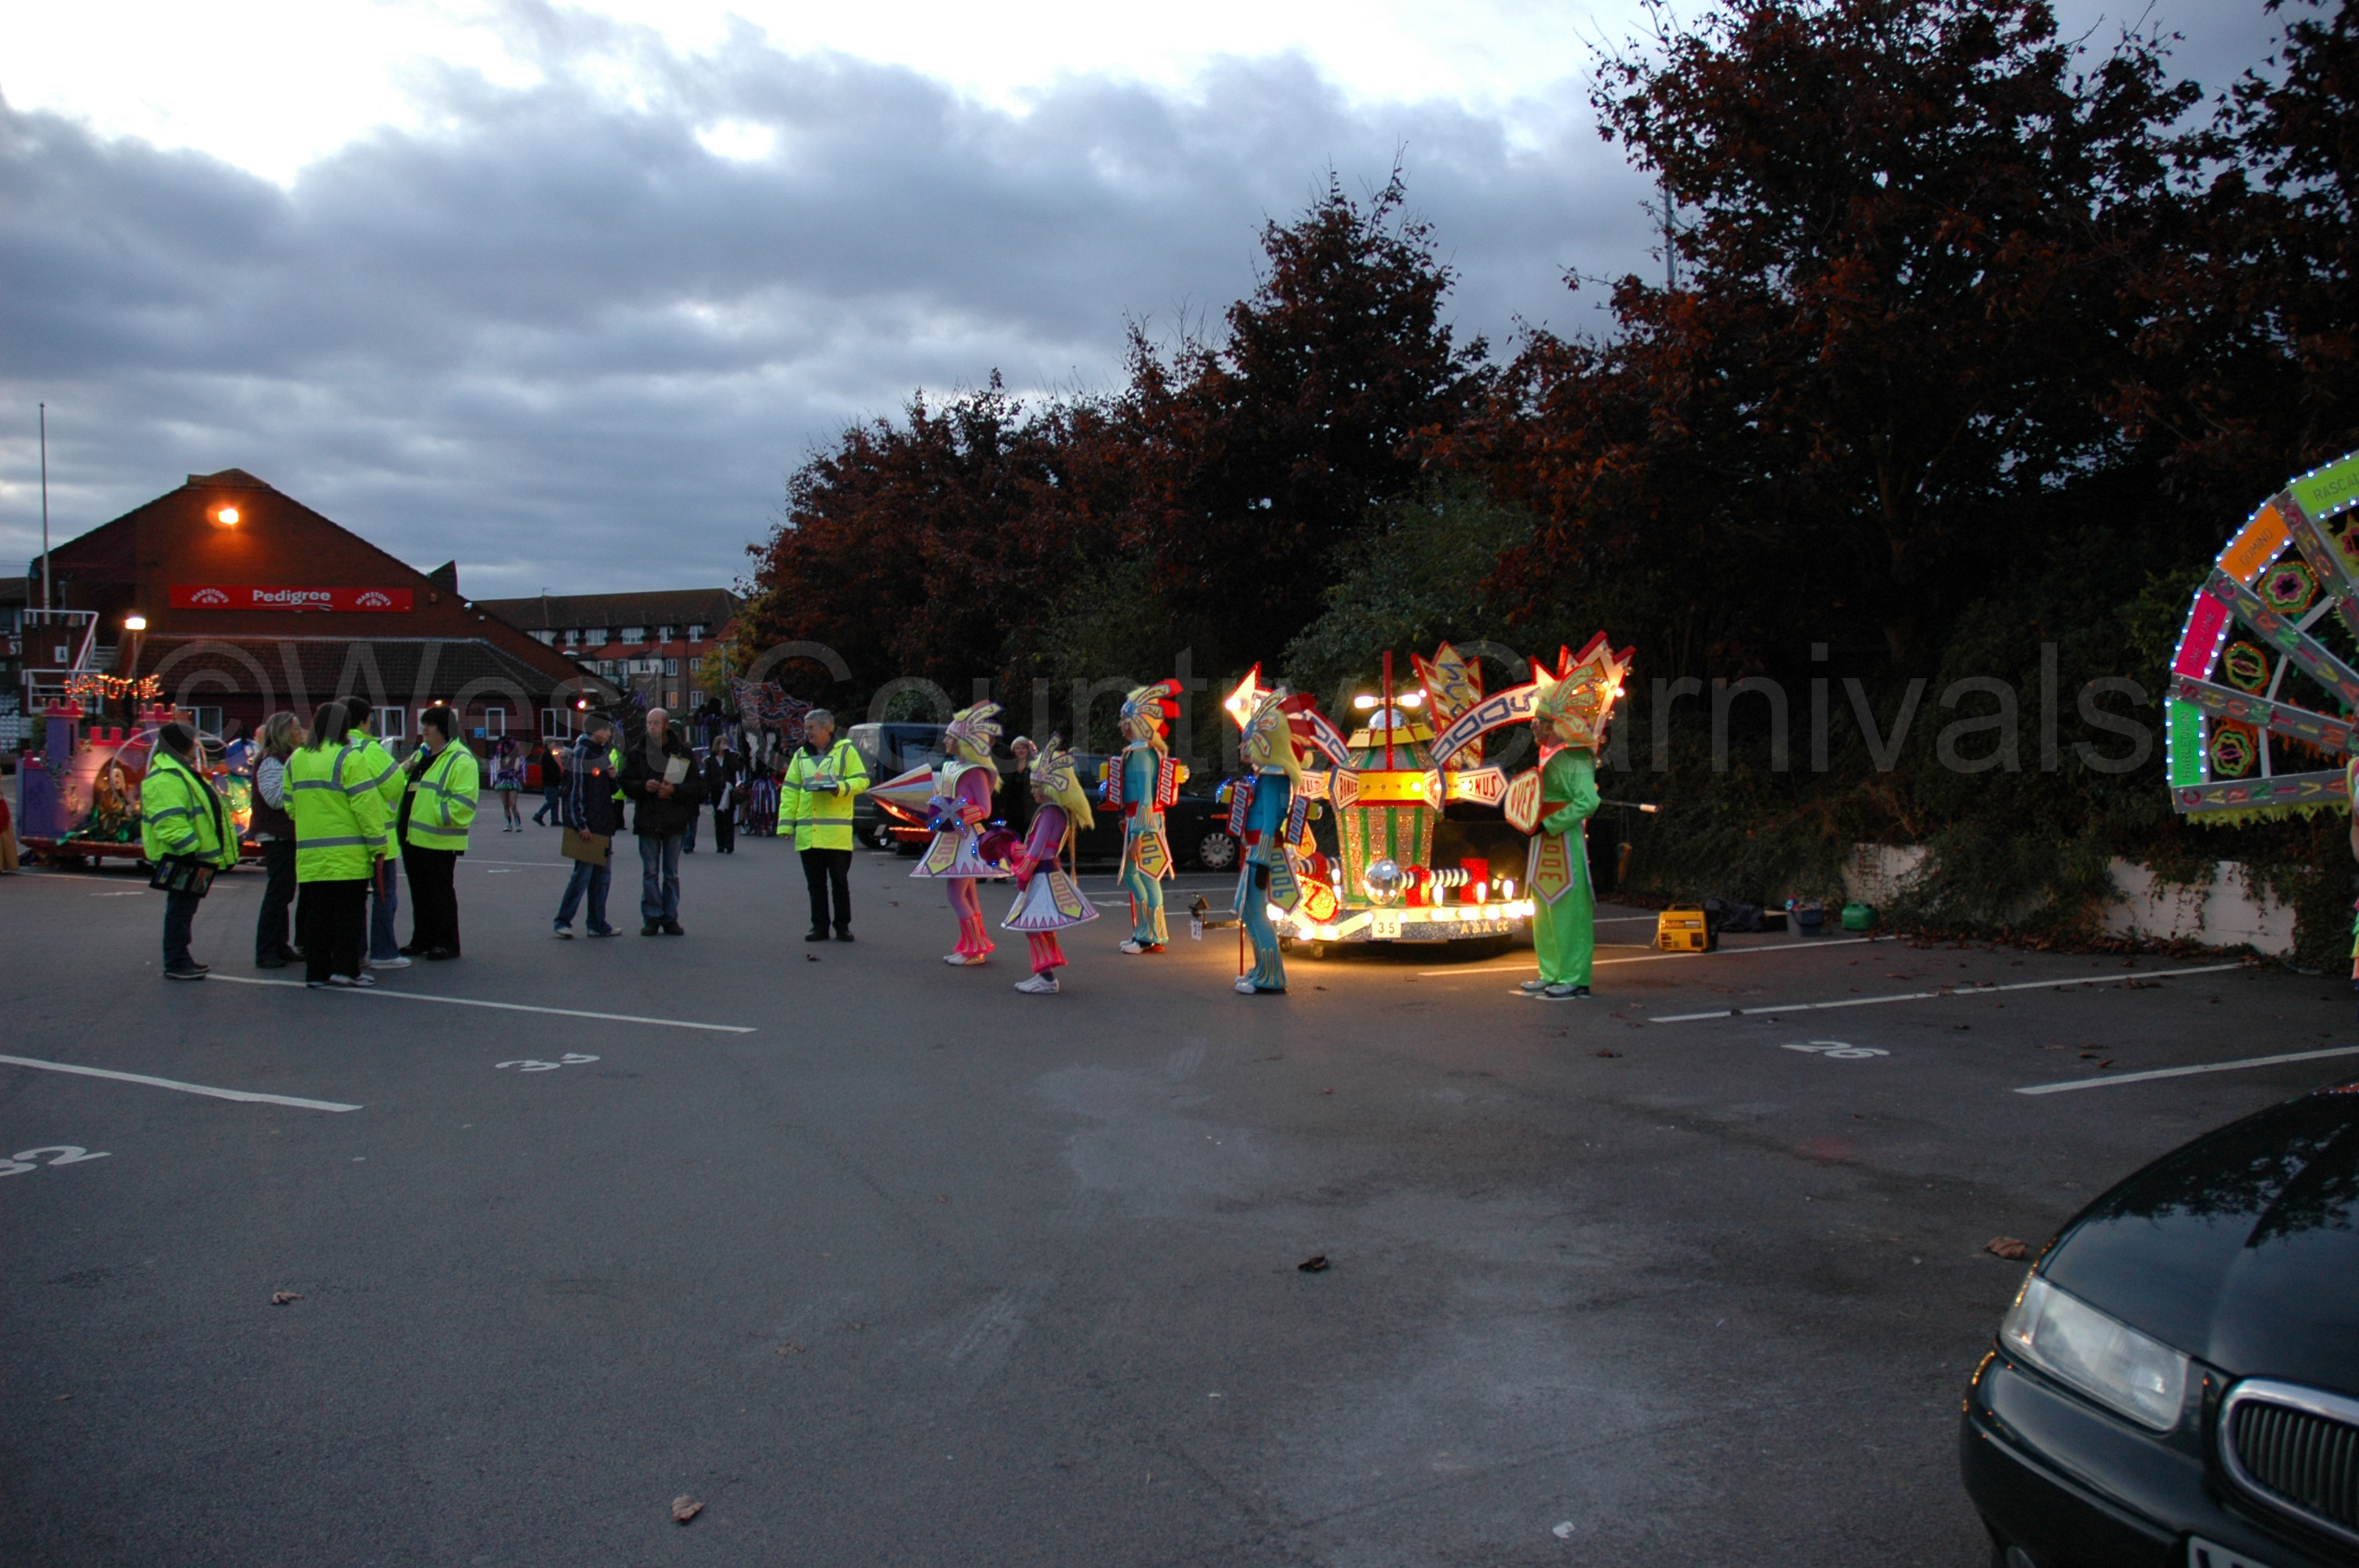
[642,921,662,936]
[805,929,830,942]
[256,954,288,970]
[834,929,855,942]
[423,947,459,961]
[165,964,208,982]
[398,943,424,956]
[661,919,685,936]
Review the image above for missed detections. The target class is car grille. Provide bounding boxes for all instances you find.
[2223,1381,2359,1547]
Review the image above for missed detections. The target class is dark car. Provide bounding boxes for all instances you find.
[845,722,949,850]
[1961,1080,2359,1568]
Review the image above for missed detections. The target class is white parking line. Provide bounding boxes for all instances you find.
[0,1054,362,1112]
[1648,962,2250,1022]
[2014,1043,2359,1095]
[1418,937,1877,978]
[205,975,756,1033]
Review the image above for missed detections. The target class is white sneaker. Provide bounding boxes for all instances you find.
[327,975,358,987]
[944,952,985,966]
[1015,974,1060,994]
[1118,939,1147,954]
[373,955,412,971]
[1234,977,1258,994]
[351,972,377,987]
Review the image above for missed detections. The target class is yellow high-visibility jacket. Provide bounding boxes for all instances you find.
[286,739,391,881]
[140,751,239,869]
[782,739,870,851]
[402,741,480,852]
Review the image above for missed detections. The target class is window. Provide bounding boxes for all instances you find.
[375,706,406,739]
[563,628,580,646]
[620,625,645,644]
[187,706,224,738]
[687,622,707,642]
[484,707,507,737]
[657,624,676,644]
[530,630,555,645]
[664,658,679,677]
[665,689,680,708]
[540,707,569,737]
[586,627,609,647]
[688,656,702,674]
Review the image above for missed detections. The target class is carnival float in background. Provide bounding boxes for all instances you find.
[2166,448,2359,824]
[15,695,253,866]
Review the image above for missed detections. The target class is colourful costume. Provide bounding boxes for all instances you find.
[1230,688,1314,995]
[1108,680,1186,953]
[1515,636,1630,1000]
[1004,737,1099,993]
[912,702,1007,965]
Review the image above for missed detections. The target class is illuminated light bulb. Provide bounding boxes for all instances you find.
[1352,693,1378,710]
[1501,878,1516,899]
[1399,691,1424,707]
[217,506,239,526]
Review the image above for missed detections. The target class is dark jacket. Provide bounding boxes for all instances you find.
[698,751,739,807]
[620,727,706,837]
[562,733,624,838]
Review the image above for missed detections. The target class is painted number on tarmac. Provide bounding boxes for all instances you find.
[1779,1040,1889,1061]
[0,1145,113,1177]
[496,1054,600,1073]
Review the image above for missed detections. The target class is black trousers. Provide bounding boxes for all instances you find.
[255,839,297,961]
[403,843,462,954]
[298,878,369,982]
[714,811,736,853]
[800,847,852,933]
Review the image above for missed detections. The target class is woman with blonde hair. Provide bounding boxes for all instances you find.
[1001,736,1097,994]
[249,710,306,968]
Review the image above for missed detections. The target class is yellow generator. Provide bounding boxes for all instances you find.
[1655,906,1714,953]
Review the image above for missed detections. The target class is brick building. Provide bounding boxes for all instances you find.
[24,469,598,744]
[476,589,740,713]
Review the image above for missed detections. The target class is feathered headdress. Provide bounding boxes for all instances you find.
[1241,687,1314,786]
[1119,679,1183,750]
[1530,633,1634,751]
[1023,733,1096,831]
[943,701,1003,765]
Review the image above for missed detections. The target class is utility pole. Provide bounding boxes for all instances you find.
[40,402,52,613]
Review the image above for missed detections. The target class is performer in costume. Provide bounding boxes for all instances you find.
[1003,736,1100,993]
[1109,680,1187,953]
[1516,638,1630,1000]
[1230,688,1314,995]
[911,701,1007,965]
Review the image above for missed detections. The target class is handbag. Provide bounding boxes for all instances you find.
[148,855,218,897]
[560,827,611,866]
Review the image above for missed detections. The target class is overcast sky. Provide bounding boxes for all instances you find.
[2,0,2289,599]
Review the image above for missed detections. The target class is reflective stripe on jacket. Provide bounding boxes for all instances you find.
[782,739,870,851]
[343,729,403,858]
[286,741,391,882]
[140,752,238,869]
[402,741,480,852]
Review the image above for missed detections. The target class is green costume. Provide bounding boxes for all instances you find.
[1528,747,1601,986]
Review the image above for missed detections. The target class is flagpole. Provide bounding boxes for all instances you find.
[39,402,52,614]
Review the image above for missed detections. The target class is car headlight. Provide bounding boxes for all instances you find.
[2000,1275,2189,1431]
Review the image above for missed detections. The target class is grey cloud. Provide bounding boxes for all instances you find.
[0,1,2274,597]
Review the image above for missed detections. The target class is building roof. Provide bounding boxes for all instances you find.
[478,588,740,634]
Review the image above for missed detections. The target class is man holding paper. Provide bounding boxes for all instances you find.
[781,707,869,942]
[554,713,623,938]
[620,707,706,937]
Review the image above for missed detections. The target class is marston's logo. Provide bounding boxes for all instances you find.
[190,587,231,605]
[354,590,393,608]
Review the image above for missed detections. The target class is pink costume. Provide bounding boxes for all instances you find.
[1004,803,1099,973]
[911,701,1008,964]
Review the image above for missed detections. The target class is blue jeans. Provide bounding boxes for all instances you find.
[557,858,612,932]
[638,833,682,922]
[162,887,202,970]
[533,786,562,825]
[368,858,402,960]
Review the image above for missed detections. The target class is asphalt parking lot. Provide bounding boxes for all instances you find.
[4,831,2354,1566]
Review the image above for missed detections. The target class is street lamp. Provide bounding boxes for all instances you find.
[123,614,148,724]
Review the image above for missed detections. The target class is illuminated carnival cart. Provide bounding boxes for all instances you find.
[1222,644,1543,953]
[16,695,256,867]
[2165,448,2359,821]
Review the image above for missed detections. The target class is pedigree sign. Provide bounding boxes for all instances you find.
[170,585,415,612]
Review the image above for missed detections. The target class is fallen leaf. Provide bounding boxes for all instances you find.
[1984,1236,2030,1261]
[2098,1059,2116,1069]
[1297,1254,1330,1273]
[671,1496,703,1524]
[271,1291,301,1306]
[805,953,820,962]
[1594,1048,1623,1058]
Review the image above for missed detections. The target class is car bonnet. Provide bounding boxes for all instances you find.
[2038,1084,2359,1393]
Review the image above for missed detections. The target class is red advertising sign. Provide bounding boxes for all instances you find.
[170,585,414,612]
